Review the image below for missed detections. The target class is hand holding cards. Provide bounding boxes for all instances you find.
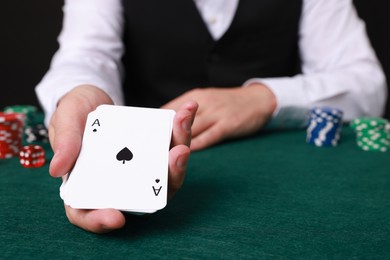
[60,105,175,214]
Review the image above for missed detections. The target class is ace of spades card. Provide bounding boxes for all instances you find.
[60,105,175,213]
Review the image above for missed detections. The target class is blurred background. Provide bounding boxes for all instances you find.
[0,0,389,118]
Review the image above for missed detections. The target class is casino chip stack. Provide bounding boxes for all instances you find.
[3,105,49,144]
[350,117,390,152]
[0,112,25,159]
[306,107,343,147]
[4,105,37,127]
[25,124,49,143]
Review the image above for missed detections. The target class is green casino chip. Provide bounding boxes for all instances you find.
[351,117,390,152]
[351,117,388,130]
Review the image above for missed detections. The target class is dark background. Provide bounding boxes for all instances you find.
[0,1,389,118]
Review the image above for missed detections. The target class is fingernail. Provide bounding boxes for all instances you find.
[181,119,191,133]
[50,149,62,170]
[177,155,189,170]
[51,150,60,165]
[49,150,61,177]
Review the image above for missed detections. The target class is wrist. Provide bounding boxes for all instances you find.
[244,83,277,119]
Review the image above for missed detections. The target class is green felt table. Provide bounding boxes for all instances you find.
[1,127,389,259]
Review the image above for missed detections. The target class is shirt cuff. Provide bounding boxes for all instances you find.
[243,77,310,129]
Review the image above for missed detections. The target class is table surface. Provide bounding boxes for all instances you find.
[1,127,389,259]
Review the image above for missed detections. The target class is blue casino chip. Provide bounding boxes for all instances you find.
[306,107,343,147]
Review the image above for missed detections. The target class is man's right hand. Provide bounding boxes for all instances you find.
[48,85,198,233]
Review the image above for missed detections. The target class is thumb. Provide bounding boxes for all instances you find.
[49,98,87,178]
[48,85,113,177]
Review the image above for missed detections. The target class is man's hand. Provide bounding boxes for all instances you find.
[162,84,276,151]
[48,85,198,233]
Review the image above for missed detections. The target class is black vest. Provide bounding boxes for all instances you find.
[122,0,302,107]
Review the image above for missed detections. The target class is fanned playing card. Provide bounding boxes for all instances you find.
[60,105,175,214]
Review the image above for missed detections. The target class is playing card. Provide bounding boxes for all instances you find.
[60,105,175,213]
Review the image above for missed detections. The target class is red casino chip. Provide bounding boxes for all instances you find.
[0,112,25,159]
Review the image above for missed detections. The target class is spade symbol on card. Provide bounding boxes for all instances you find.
[116,147,133,164]
[92,119,100,133]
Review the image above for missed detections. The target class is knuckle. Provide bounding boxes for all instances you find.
[229,117,242,131]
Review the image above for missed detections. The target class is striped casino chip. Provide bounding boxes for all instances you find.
[350,117,390,152]
[0,112,25,159]
[306,107,343,147]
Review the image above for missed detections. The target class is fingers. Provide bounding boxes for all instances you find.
[190,111,214,138]
[190,123,226,151]
[165,97,224,151]
[170,101,198,147]
[65,205,126,234]
[167,101,197,199]
[168,144,190,199]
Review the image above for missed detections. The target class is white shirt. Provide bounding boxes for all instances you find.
[36,0,387,127]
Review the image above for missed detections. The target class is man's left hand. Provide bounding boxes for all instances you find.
[162,84,277,151]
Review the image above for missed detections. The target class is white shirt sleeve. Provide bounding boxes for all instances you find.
[245,0,387,127]
[35,0,125,126]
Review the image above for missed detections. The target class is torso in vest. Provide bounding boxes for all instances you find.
[122,0,302,107]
